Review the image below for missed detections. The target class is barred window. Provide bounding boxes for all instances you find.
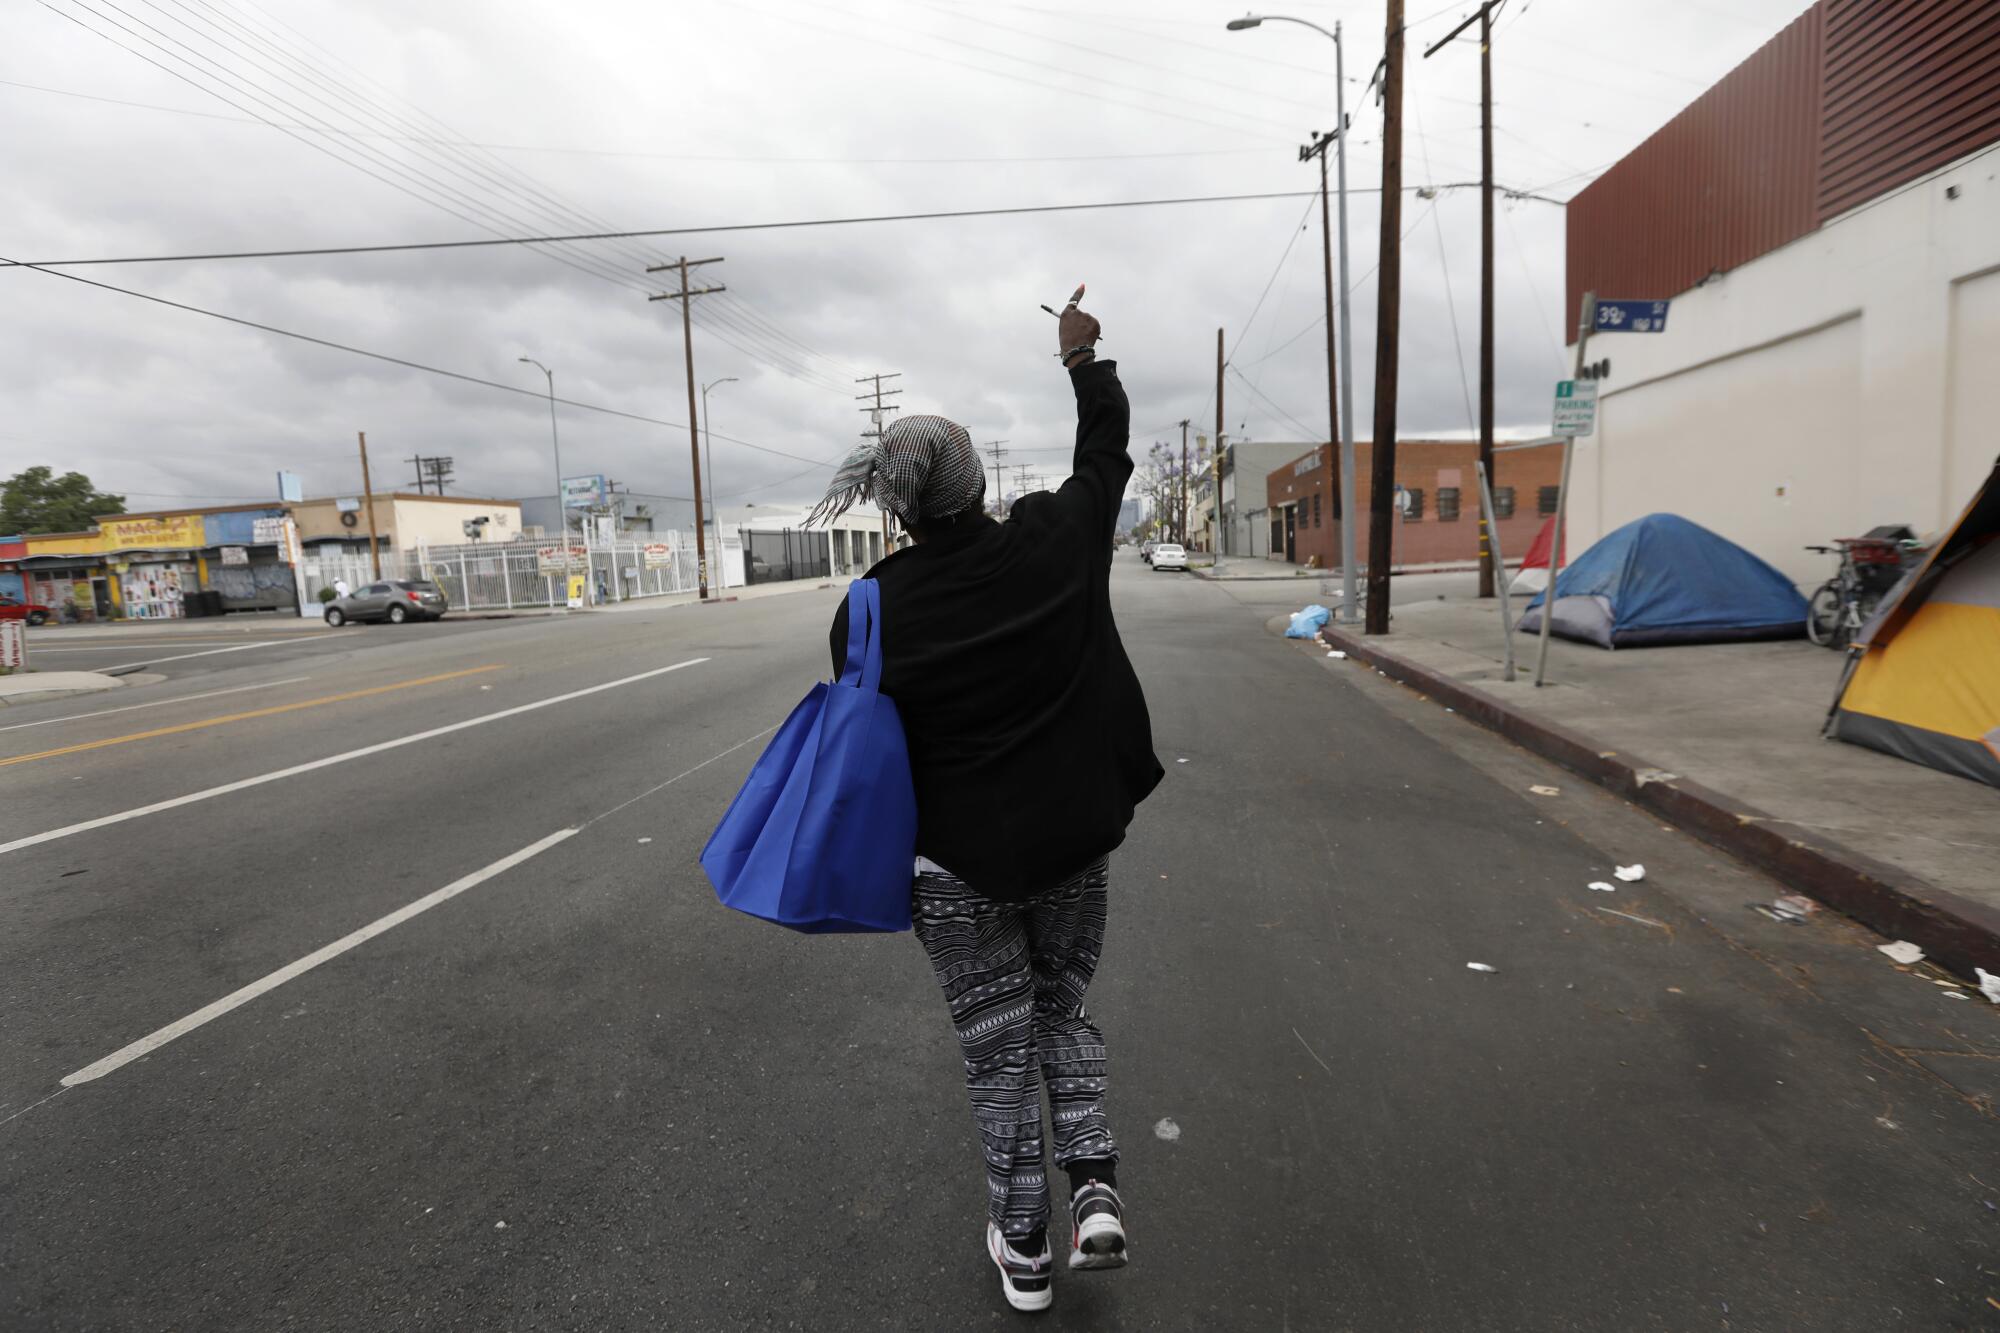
[1494,486,1516,519]
[1437,487,1461,522]
[1403,487,1426,520]
[1538,485,1560,516]
[1312,492,1322,527]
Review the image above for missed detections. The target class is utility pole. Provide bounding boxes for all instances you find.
[1012,464,1035,500]
[1179,419,1191,545]
[858,371,903,538]
[357,430,381,579]
[1425,1,1499,597]
[856,372,903,440]
[984,440,1009,516]
[646,256,725,601]
[1215,327,1226,555]
[1301,126,1343,553]
[1364,0,1406,635]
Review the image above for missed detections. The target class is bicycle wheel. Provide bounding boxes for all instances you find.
[1806,583,1844,647]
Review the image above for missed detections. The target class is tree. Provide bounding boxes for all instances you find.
[0,467,126,535]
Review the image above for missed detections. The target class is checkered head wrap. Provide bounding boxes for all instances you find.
[808,414,986,529]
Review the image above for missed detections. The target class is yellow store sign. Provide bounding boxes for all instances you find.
[100,514,204,551]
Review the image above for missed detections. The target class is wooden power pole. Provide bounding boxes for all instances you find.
[1216,327,1226,555]
[1365,0,1406,635]
[646,256,726,601]
[1426,1,1500,597]
[1179,419,1191,544]
[357,430,381,579]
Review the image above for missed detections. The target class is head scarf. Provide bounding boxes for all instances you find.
[808,414,985,529]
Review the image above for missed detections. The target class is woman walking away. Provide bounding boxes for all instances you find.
[816,287,1162,1314]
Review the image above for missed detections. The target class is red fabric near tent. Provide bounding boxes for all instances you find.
[1519,516,1567,571]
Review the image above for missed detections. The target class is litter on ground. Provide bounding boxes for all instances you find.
[1529,785,1560,796]
[1327,650,1347,659]
[1976,968,2000,1004]
[1153,1117,1181,1142]
[1876,940,1925,965]
[1774,894,1818,917]
[1466,962,1497,973]
[1588,881,1616,893]
[1614,864,1646,882]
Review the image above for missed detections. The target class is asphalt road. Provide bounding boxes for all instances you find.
[3,559,1995,1331]
[16,617,517,681]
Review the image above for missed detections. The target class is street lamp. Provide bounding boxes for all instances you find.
[518,356,566,542]
[1227,12,1360,626]
[701,376,738,590]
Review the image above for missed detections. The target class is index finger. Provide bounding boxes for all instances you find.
[1065,283,1086,309]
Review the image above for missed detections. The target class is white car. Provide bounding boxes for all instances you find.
[1151,543,1188,571]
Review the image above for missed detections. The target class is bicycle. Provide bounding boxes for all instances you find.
[1803,537,1906,648]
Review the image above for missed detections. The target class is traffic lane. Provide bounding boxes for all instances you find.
[0,611,829,1110]
[7,616,517,682]
[8,567,1993,1328]
[0,750,959,1332]
[1106,571,1995,1327]
[0,605,726,823]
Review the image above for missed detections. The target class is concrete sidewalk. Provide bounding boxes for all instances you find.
[1195,555,1492,582]
[0,671,125,706]
[1302,571,2000,980]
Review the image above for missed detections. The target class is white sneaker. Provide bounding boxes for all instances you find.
[986,1222,1054,1312]
[1068,1180,1127,1271]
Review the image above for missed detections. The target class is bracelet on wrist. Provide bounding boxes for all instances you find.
[1059,345,1096,367]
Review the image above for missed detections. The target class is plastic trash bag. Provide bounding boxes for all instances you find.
[1285,604,1332,639]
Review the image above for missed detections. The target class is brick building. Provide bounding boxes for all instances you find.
[1264,440,1565,571]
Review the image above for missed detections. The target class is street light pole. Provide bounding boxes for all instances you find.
[701,376,738,591]
[518,357,565,542]
[1228,12,1359,624]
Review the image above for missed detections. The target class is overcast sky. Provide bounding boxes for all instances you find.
[3,0,1806,517]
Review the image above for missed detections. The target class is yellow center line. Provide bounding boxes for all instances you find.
[0,666,504,768]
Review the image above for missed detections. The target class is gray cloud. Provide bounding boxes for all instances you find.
[3,0,1801,516]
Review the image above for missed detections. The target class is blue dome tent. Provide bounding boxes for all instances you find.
[1517,514,1807,648]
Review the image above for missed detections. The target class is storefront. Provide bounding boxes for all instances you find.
[97,515,206,619]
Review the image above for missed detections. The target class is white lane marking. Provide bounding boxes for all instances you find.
[0,677,313,733]
[55,720,771,1091]
[0,658,708,856]
[94,640,335,672]
[61,828,579,1086]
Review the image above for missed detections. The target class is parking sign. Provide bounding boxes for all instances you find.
[1552,379,1598,437]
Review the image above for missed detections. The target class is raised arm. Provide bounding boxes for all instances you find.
[1050,286,1132,541]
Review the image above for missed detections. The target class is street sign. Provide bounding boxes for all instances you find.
[220,546,249,565]
[561,474,605,509]
[1594,299,1669,333]
[275,470,304,503]
[1552,379,1599,437]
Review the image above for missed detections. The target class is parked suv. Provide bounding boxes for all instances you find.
[324,579,450,626]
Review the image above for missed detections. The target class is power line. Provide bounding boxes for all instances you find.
[9,186,1500,269]
[0,252,841,470]
[0,75,1289,164]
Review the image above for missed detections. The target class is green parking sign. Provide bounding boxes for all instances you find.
[1552,379,1598,437]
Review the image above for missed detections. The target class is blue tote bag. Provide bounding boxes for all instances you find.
[700,579,917,933]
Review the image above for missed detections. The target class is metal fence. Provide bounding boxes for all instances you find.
[410,533,701,610]
[743,527,830,586]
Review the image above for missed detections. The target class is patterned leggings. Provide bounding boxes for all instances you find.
[913,856,1118,1240]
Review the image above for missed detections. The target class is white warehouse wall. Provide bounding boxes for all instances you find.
[1566,145,2000,588]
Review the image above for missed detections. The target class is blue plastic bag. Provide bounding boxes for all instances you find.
[700,579,917,933]
[1285,604,1332,638]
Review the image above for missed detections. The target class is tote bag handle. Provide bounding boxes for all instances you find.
[837,579,884,692]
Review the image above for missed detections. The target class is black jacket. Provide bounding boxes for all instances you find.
[829,358,1163,899]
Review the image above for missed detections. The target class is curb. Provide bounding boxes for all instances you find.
[1315,623,2000,985]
